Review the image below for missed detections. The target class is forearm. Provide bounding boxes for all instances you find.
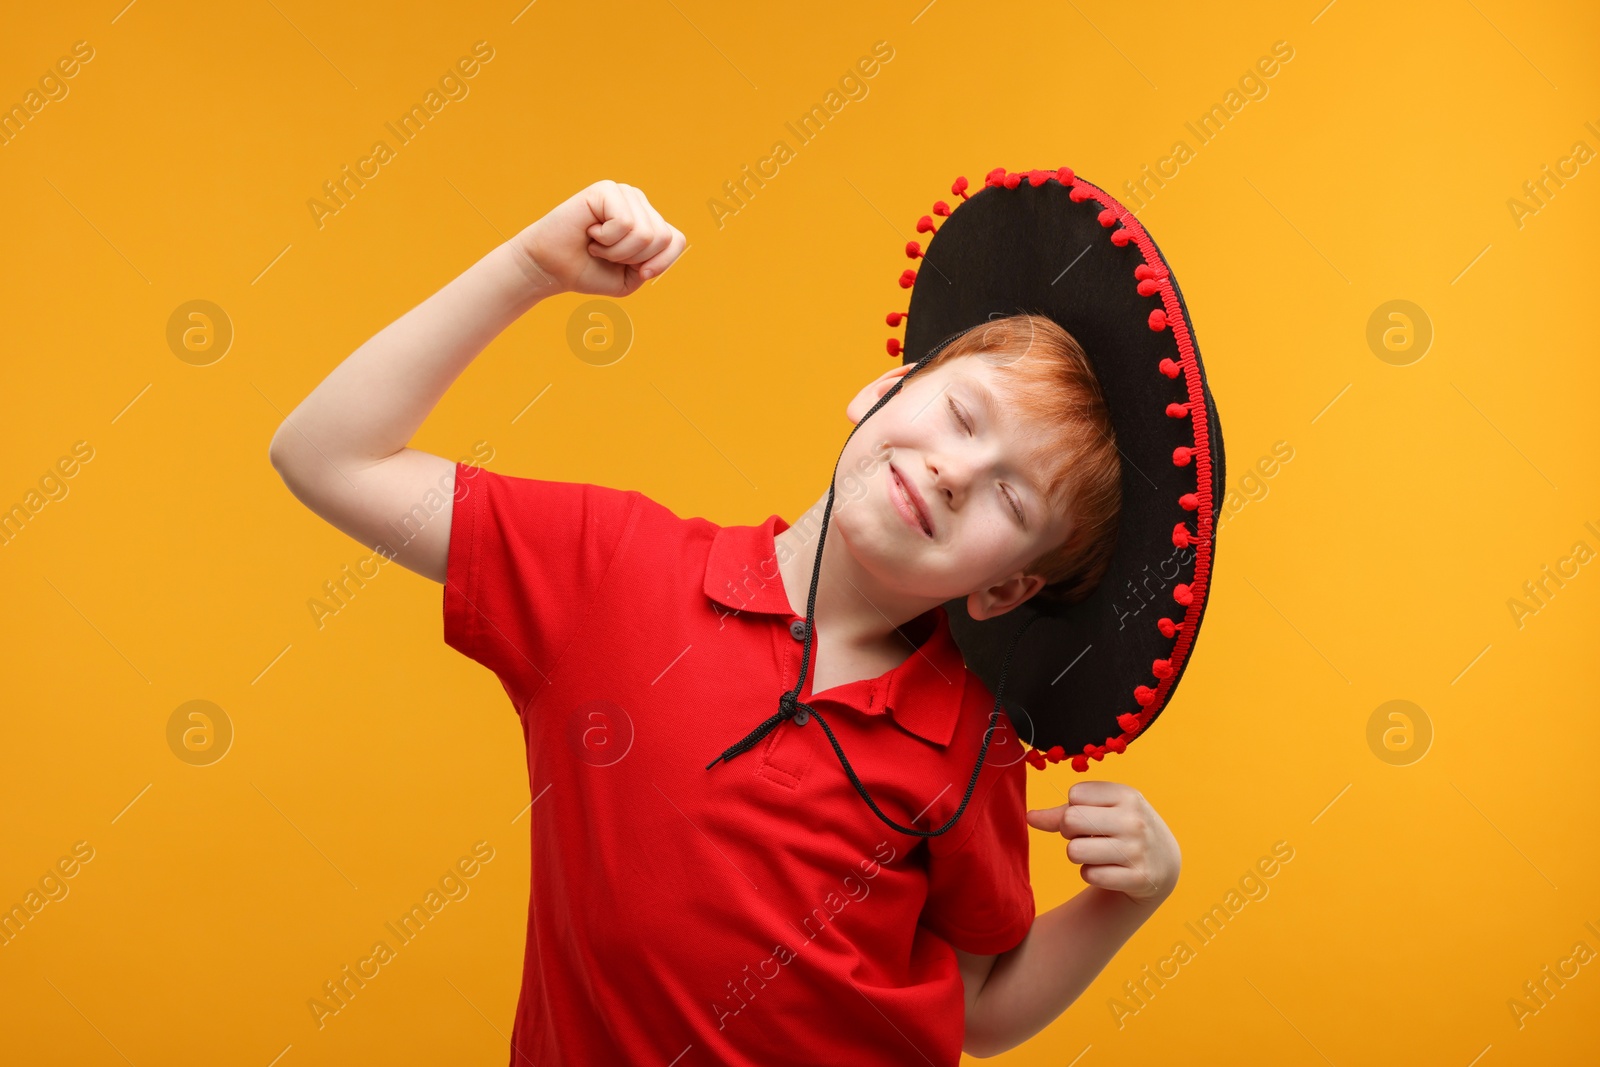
[965,886,1163,1056]
[270,234,557,472]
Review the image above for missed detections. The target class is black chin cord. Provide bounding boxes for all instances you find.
[705,346,1039,837]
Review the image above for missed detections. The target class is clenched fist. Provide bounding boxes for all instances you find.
[1026,781,1180,908]
[512,180,686,298]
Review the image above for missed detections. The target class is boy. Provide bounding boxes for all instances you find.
[269,179,1181,1063]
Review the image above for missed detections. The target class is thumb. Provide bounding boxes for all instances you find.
[1026,804,1068,833]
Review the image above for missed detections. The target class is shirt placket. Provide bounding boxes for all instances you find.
[753,614,818,784]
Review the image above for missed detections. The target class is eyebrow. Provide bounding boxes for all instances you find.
[951,373,1051,521]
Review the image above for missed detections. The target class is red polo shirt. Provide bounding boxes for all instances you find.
[443,463,1035,1066]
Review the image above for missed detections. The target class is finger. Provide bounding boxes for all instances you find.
[585,183,636,247]
[1025,804,1069,833]
[1066,815,1151,883]
[616,186,678,265]
[589,196,666,264]
[620,182,653,226]
[620,227,672,268]
[1062,804,1136,839]
[592,183,652,252]
[638,227,686,280]
[589,224,661,264]
[590,180,635,236]
[1066,834,1138,867]
[1080,863,1155,895]
[617,185,675,253]
[1065,780,1130,807]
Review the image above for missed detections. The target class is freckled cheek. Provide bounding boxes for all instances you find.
[947,524,1011,572]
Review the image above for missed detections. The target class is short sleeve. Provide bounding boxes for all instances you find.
[443,462,640,710]
[919,753,1035,955]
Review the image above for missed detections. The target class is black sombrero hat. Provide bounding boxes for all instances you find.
[708,165,1224,838]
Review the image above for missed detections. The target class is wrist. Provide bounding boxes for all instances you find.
[1082,883,1166,913]
[503,226,567,303]
[1124,884,1174,911]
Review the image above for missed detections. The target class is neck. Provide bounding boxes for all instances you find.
[774,489,942,655]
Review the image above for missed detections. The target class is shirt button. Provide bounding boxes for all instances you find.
[789,619,810,641]
[793,709,810,725]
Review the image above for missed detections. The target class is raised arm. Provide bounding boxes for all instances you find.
[267,180,686,583]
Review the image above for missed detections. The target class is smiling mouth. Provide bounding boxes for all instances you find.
[890,465,933,537]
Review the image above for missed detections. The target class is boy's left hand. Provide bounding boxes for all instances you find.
[1026,781,1180,908]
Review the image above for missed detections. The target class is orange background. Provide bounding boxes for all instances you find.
[2,1,1596,1064]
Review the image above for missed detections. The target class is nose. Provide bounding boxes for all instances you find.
[927,451,977,509]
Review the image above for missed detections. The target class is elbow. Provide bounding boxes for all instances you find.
[964,1000,1041,1059]
[962,1014,1013,1059]
[267,427,291,478]
[267,429,286,473]
[267,422,305,486]
[962,1034,1006,1060]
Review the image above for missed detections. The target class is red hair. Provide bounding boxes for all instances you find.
[918,313,1122,604]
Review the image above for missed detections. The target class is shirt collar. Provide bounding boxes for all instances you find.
[703,514,967,748]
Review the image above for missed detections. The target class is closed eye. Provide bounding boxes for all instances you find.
[947,395,972,435]
[1004,487,1024,525]
[950,395,1025,526]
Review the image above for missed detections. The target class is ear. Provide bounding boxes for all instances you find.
[845,362,915,425]
[966,572,1048,622]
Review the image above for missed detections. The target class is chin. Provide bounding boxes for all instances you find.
[838,516,970,602]
[831,506,913,579]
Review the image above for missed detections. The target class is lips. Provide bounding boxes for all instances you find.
[890,464,934,538]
